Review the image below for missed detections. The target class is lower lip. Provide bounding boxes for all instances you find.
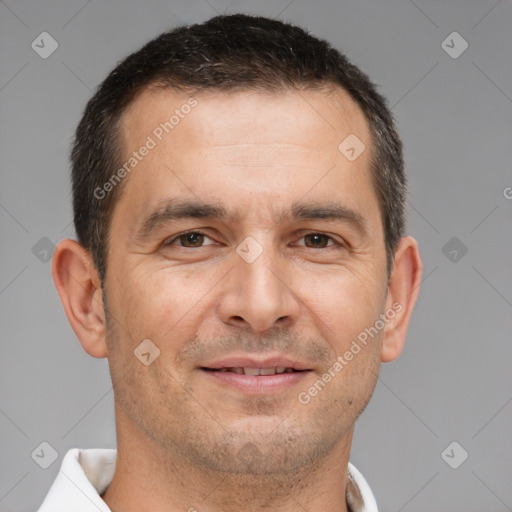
[199,369,311,394]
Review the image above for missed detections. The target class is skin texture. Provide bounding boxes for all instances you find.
[52,87,422,512]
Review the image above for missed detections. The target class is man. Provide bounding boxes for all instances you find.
[39,13,422,512]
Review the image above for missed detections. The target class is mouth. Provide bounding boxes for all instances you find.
[197,357,312,394]
[200,366,307,375]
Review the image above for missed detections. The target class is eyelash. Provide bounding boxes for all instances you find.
[163,230,343,249]
[163,231,211,247]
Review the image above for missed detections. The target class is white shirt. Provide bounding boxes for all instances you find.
[37,448,378,512]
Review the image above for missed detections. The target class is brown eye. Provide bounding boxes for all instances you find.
[165,232,213,248]
[179,233,204,247]
[303,233,334,248]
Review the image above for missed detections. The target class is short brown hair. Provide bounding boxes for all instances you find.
[72,13,405,284]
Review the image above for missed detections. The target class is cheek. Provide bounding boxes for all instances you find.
[116,268,199,333]
[297,267,385,337]
[110,267,224,377]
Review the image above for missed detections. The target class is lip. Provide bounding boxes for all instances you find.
[197,354,312,394]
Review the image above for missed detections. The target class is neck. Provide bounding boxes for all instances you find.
[102,409,354,512]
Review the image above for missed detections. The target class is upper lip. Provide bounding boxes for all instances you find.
[198,355,311,371]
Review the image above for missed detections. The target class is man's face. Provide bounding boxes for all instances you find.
[103,86,388,475]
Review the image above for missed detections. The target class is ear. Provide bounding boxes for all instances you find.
[51,239,108,358]
[381,236,422,362]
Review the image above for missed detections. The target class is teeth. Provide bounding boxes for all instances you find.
[229,367,294,375]
[214,367,297,375]
[243,367,260,376]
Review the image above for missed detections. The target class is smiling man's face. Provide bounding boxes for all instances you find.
[100,86,393,476]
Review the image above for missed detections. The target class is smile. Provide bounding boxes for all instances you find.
[201,366,304,375]
[199,366,311,394]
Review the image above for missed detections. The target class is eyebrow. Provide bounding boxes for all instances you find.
[132,200,235,242]
[132,198,368,242]
[288,202,367,232]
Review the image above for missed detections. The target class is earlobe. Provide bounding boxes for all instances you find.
[51,239,108,359]
[381,236,422,362]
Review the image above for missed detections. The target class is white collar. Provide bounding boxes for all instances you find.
[37,448,378,512]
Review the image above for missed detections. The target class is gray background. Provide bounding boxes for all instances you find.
[1,0,511,510]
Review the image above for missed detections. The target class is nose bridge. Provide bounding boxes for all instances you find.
[243,241,283,302]
[218,236,300,332]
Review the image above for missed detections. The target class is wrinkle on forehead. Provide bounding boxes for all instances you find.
[189,143,336,170]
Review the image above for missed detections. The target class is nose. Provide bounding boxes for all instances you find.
[216,243,301,333]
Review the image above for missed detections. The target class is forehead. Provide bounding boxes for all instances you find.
[113,85,377,234]
[121,84,369,150]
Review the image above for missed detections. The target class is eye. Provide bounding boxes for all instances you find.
[163,231,215,248]
[296,233,339,249]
